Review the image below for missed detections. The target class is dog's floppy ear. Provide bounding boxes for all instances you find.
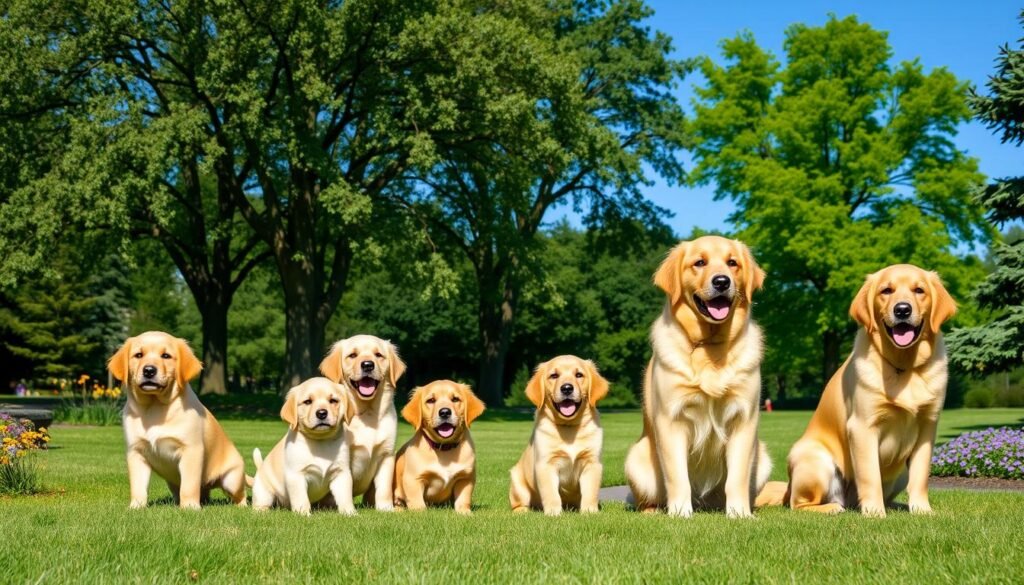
[524,362,547,409]
[387,340,407,387]
[339,384,358,424]
[737,240,766,304]
[319,341,344,383]
[280,387,299,431]
[107,338,132,383]
[175,338,203,391]
[927,271,957,334]
[586,360,609,407]
[850,272,878,333]
[653,241,688,305]
[401,387,423,430]
[462,384,486,427]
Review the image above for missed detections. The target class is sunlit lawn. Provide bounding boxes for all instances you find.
[5,408,1024,583]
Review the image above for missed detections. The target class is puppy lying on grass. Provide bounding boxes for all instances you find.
[252,377,358,515]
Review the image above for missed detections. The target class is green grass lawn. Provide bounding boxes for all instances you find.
[5,408,1024,583]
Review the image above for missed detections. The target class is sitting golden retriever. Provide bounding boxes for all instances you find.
[319,334,406,511]
[509,355,609,515]
[251,377,357,515]
[108,331,247,509]
[624,236,771,518]
[393,380,485,514]
[759,264,956,516]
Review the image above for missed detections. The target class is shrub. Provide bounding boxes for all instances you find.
[964,387,996,408]
[931,427,1024,480]
[53,382,124,426]
[0,413,50,495]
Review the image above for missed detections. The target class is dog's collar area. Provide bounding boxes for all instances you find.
[425,436,459,451]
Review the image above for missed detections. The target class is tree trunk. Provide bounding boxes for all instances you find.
[475,275,518,408]
[197,297,229,395]
[822,329,842,387]
[281,275,324,389]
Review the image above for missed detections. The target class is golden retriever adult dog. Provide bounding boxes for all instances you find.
[108,331,247,509]
[393,380,485,514]
[251,377,358,515]
[759,264,956,517]
[624,235,771,518]
[320,334,406,511]
[509,355,609,515]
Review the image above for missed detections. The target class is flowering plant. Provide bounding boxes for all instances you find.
[1,412,50,465]
[931,427,1024,480]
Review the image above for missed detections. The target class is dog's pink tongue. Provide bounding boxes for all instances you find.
[357,378,376,396]
[436,424,455,438]
[706,297,731,320]
[558,400,578,417]
[892,324,916,347]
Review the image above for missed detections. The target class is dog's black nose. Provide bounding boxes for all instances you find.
[894,302,912,320]
[439,407,452,419]
[142,365,157,378]
[316,409,328,420]
[712,274,731,292]
[560,383,575,396]
[361,360,374,373]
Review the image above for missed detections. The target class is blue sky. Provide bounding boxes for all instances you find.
[581,0,1022,237]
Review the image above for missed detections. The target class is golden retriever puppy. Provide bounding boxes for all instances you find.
[319,334,406,511]
[108,331,247,509]
[624,236,771,518]
[393,380,485,514]
[251,377,358,515]
[509,356,609,515]
[763,264,956,517]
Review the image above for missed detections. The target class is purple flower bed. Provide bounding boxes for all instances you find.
[931,427,1024,480]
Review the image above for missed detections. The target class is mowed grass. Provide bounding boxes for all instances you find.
[5,408,1024,583]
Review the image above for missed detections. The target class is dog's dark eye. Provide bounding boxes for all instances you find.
[549,372,559,379]
[133,352,143,359]
[347,352,357,359]
[329,398,339,404]
[727,259,738,267]
[880,287,893,295]
[914,287,925,294]
[575,372,584,378]
[375,352,383,358]
[695,259,706,267]
[451,396,461,403]
[426,397,436,404]
[303,399,313,405]
[161,353,171,359]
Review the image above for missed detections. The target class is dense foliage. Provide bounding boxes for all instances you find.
[947,12,1024,375]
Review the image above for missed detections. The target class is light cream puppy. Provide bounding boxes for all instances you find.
[320,334,406,511]
[624,236,771,518]
[759,264,956,517]
[108,331,247,509]
[251,377,358,515]
[393,380,485,514]
[509,355,609,515]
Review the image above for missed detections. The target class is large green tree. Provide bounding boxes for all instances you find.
[0,0,580,388]
[690,15,988,391]
[399,0,687,405]
[948,14,1024,374]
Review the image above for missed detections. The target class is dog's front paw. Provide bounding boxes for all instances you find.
[543,507,562,517]
[726,505,754,519]
[456,507,473,516]
[129,500,147,510]
[375,502,395,512]
[293,506,312,517]
[580,505,599,514]
[860,502,886,518]
[180,501,201,511]
[909,501,933,515]
[666,501,693,518]
[338,507,357,517]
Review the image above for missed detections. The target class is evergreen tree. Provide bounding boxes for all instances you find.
[948,14,1024,373]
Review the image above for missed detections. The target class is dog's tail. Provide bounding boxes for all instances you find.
[755,481,788,508]
[246,448,263,487]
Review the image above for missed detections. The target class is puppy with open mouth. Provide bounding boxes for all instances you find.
[509,355,610,515]
[319,335,406,511]
[251,377,358,515]
[758,264,957,517]
[393,380,485,514]
[109,331,248,509]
